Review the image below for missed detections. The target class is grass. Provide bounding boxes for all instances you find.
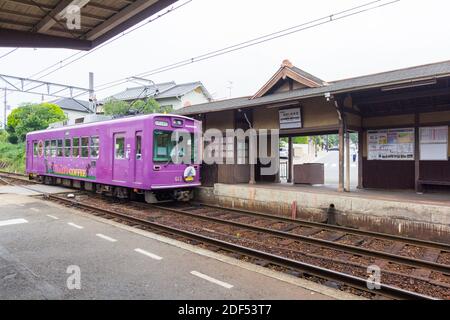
[0,131,26,173]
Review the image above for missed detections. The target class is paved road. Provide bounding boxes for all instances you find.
[314,150,358,186]
[0,194,350,300]
[281,151,358,187]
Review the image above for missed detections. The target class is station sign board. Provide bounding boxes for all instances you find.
[279,108,302,129]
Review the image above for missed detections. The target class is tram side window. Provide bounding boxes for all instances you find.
[72,138,80,158]
[33,141,38,157]
[136,135,142,160]
[45,140,50,157]
[57,139,63,157]
[64,139,71,157]
[90,136,100,158]
[51,140,57,157]
[81,137,89,158]
[115,137,125,159]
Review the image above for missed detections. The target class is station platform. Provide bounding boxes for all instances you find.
[0,193,358,300]
[0,184,76,196]
[196,183,450,243]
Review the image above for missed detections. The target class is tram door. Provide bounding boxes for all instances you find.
[134,131,143,184]
[113,133,129,182]
[27,140,33,172]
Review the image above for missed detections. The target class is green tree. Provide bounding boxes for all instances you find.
[6,102,66,143]
[350,132,358,147]
[293,136,308,144]
[0,130,8,143]
[325,134,339,149]
[103,98,169,117]
[131,98,167,114]
[102,99,131,117]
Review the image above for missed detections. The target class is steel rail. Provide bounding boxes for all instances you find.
[144,203,450,274]
[3,170,449,250]
[47,194,436,300]
[192,202,450,251]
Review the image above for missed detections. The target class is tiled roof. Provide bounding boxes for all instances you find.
[105,81,212,102]
[291,66,325,86]
[177,60,450,115]
[52,98,91,113]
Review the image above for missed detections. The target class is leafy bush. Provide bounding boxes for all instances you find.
[0,139,25,173]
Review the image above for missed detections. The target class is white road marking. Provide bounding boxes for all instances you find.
[190,271,234,289]
[46,215,59,220]
[67,222,84,229]
[134,248,163,260]
[96,234,117,242]
[30,208,40,212]
[0,218,28,227]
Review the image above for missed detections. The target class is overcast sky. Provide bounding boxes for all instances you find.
[0,0,450,109]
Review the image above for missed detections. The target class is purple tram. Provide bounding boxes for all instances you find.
[26,114,202,202]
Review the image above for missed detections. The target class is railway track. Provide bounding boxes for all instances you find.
[190,202,450,251]
[159,202,450,273]
[0,171,36,185]
[2,171,448,299]
[45,192,446,300]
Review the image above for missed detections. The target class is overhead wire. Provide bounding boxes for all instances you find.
[91,0,401,97]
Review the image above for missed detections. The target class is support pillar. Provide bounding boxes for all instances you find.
[287,136,293,183]
[357,130,364,189]
[249,164,256,184]
[414,113,421,193]
[249,131,256,185]
[345,129,351,192]
[334,97,346,193]
[338,120,345,192]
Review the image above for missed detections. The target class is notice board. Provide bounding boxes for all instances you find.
[420,126,448,161]
[368,128,415,161]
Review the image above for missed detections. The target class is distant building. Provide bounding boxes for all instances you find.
[105,81,212,110]
[52,98,93,121]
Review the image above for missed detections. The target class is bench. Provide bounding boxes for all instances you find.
[417,179,450,192]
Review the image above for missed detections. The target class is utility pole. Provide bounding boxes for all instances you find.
[89,72,95,113]
[227,81,233,98]
[3,88,6,130]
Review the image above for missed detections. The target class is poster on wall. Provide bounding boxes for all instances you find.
[420,126,448,161]
[279,108,302,129]
[368,128,415,160]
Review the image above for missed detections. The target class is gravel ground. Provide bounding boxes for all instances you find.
[61,194,450,299]
[398,245,427,259]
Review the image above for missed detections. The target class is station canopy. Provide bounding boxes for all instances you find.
[0,0,177,50]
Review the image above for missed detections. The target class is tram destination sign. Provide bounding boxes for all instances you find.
[279,108,302,129]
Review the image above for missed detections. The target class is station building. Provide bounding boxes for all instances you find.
[177,59,450,242]
[178,59,450,192]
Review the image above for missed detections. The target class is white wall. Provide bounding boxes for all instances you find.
[157,97,182,110]
[181,89,210,108]
[156,89,210,111]
[64,110,90,122]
